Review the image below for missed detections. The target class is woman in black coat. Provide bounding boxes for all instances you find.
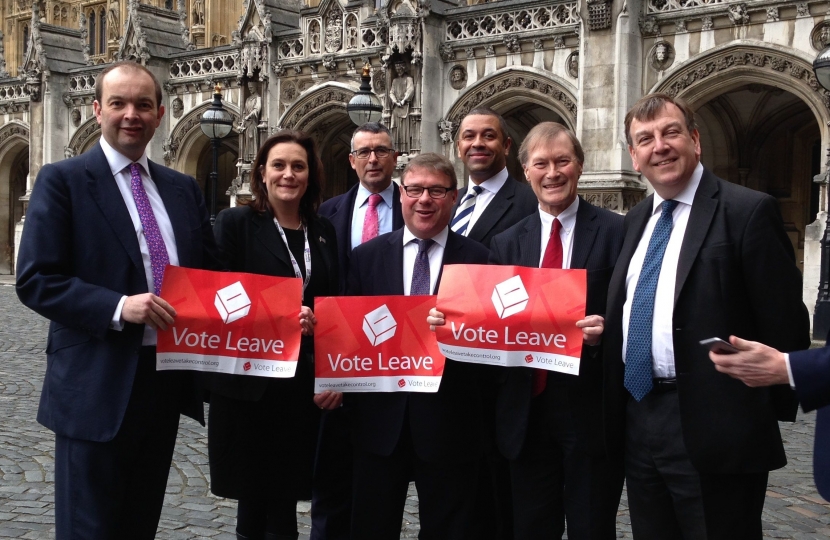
[207,130,341,540]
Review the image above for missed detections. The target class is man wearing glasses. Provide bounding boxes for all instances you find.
[346,153,491,539]
[315,122,404,540]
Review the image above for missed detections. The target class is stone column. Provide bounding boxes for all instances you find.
[576,0,646,214]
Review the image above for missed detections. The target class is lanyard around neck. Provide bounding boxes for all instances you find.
[273,217,311,293]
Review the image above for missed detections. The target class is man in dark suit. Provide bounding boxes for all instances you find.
[488,122,624,539]
[347,153,490,539]
[452,106,537,539]
[603,93,810,540]
[452,107,537,247]
[313,122,403,540]
[16,61,218,538]
[709,336,830,501]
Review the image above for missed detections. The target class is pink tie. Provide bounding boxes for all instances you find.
[130,163,169,296]
[362,193,382,244]
[533,218,563,397]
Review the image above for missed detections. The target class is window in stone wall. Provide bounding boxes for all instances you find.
[89,11,96,54]
[99,7,106,55]
[21,23,28,65]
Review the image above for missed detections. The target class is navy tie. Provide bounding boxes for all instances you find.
[410,239,434,295]
[624,199,679,401]
[450,185,483,236]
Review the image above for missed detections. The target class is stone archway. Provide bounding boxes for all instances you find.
[280,82,360,199]
[442,67,578,182]
[67,117,101,156]
[652,41,828,319]
[0,121,30,274]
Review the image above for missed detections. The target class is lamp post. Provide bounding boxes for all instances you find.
[812,45,830,339]
[347,64,383,126]
[199,83,234,224]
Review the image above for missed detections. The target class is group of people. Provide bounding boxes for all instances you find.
[13,58,821,540]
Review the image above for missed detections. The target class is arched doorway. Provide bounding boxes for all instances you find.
[0,122,30,274]
[195,140,240,216]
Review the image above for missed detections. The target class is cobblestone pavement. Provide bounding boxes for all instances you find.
[0,279,828,539]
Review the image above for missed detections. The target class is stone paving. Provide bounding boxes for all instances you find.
[0,279,828,539]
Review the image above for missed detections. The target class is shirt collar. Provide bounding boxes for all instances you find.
[651,162,703,215]
[356,182,396,208]
[538,196,579,231]
[467,167,508,194]
[100,136,150,177]
[403,225,449,249]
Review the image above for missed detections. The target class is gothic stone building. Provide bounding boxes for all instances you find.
[1,0,829,323]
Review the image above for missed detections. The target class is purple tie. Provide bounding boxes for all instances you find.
[410,239,434,295]
[130,163,169,296]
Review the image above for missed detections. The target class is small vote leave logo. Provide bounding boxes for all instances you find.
[492,275,529,319]
[215,281,252,324]
[525,354,534,363]
[243,361,252,371]
[362,304,398,346]
[398,379,406,388]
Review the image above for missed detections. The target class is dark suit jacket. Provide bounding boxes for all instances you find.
[490,198,624,460]
[346,228,491,463]
[789,346,830,500]
[205,204,339,402]
[452,174,537,248]
[603,168,810,474]
[318,183,403,293]
[16,142,219,443]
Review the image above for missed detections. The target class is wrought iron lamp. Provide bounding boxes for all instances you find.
[199,83,234,224]
[347,64,383,126]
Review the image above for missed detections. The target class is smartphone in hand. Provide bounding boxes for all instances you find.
[699,337,738,354]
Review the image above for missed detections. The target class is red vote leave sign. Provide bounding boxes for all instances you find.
[314,295,444,393]
[156,266,303,377]
[435,265,586,375]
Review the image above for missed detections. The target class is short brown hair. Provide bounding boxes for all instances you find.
[95,61,163,107]
[401,153,457,189]
[625,93,697,146]
[250,130,324,224]
[518,122,584,166]
[461,107,510,144]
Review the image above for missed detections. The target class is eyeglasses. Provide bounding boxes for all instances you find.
[352,147,394,159]
[401,185,455,199]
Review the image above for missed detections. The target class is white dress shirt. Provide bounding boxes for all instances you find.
[464,167,509,234]
[350,182,397,250]
[622,162,703,378]
[101,137,179,346]
[402,227,448,295]
[538,197,579,269]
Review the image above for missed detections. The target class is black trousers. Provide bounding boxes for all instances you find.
[311,407,353,540]
[54,348,181,540]
[350,418,481,540]
[509,386,623,540]
[625,390,768,540]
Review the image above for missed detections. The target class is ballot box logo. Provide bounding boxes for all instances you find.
[214,281,252,324]
[243,361,252,371]
[398,379,406,388]
[525,354,534,363]
[491,275,529,319]
[362,304,397,346]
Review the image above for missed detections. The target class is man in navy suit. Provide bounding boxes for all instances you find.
[347,153,490,539]
[488,122,625,539]
[16,61,218,538]
[313,122,403,540]
[451,106,537,540]
[710,336,830,500]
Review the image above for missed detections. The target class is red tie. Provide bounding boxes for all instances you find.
[362,193,382,244]
[532,218,562,397]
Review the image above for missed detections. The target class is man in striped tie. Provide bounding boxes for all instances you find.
[16,61,219,538]
[602,93,809,540]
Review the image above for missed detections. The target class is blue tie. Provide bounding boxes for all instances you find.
[410,239,434,295]
[450,185,483,236]
[624,199,679,402]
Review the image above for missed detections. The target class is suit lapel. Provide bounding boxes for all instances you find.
[252,211,292,269]
[518,213,542,267]
[149,161,191,267]
[85,144,143,272]
[469,178,515,243]
[571,198,598,270]
[674,170,718,305]
[386,230,406,295]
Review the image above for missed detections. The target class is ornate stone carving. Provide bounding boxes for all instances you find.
[171,97,184,118]
[240,42,268,80]
[238,80,262,163]
[553,36,565,49]
[701,16,713,31]
[485,45,495,57]
[440,43,455,62]
[308,20,321,54]
[107,1,120,40]
[675,20,686,33]
[282,82,297,102]
[449,65,466,90]
[294,65,302,74]
[586,0,611,31]
[766,7,779,22]
[70,108,81,126]
[389,62,415,154]
[324,5,343,53]
[272,62,286,76]
[797,3,809,17]
[323,54,337,72]
[345,15,358,50]
[346,58,355,71]
[533,39,543,51]
[727,4,748,26]
[640,16,658,35]
[282,88,353,130]
[566,52,579,78]
[0,30,7,77]
[812,21,830,51]
[503,35,520,53]
[438,118,454,144]
[465,47,475,59]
